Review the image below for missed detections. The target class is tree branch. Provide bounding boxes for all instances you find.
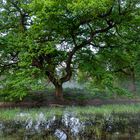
[60,22,116,83]
[10,1,27,31]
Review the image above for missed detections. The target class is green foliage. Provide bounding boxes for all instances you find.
[0,0,140,100]
[77,0,140,96]
[0,68,46,101]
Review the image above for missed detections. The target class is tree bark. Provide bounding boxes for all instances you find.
[55,84,63,100]
[129,68,136,93]
[46,70,64,101]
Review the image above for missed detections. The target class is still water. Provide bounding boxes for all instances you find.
[0,111,140,140]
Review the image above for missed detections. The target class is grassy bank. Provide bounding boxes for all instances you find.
[67,104,140,114]
[0,104,140,121]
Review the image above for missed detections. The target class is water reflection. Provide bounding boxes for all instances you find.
[0,112,140,140]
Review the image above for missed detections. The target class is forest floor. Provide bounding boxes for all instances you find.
[1,98,140,108]
[1,89,140,108]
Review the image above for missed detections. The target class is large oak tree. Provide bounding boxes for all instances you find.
[0,0,139,100]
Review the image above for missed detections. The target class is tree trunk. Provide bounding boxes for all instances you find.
[55,84,63,100]
[129,68,136,94]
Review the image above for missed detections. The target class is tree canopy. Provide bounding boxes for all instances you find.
[0,0,140,100]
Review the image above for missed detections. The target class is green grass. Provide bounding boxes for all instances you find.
[67,104,140,115]
[0,107,63,121]
[0,104,140,121]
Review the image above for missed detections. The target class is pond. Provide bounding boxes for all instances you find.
[0,109,140,140]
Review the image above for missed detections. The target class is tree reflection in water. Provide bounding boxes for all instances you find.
[0,112,140,140]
